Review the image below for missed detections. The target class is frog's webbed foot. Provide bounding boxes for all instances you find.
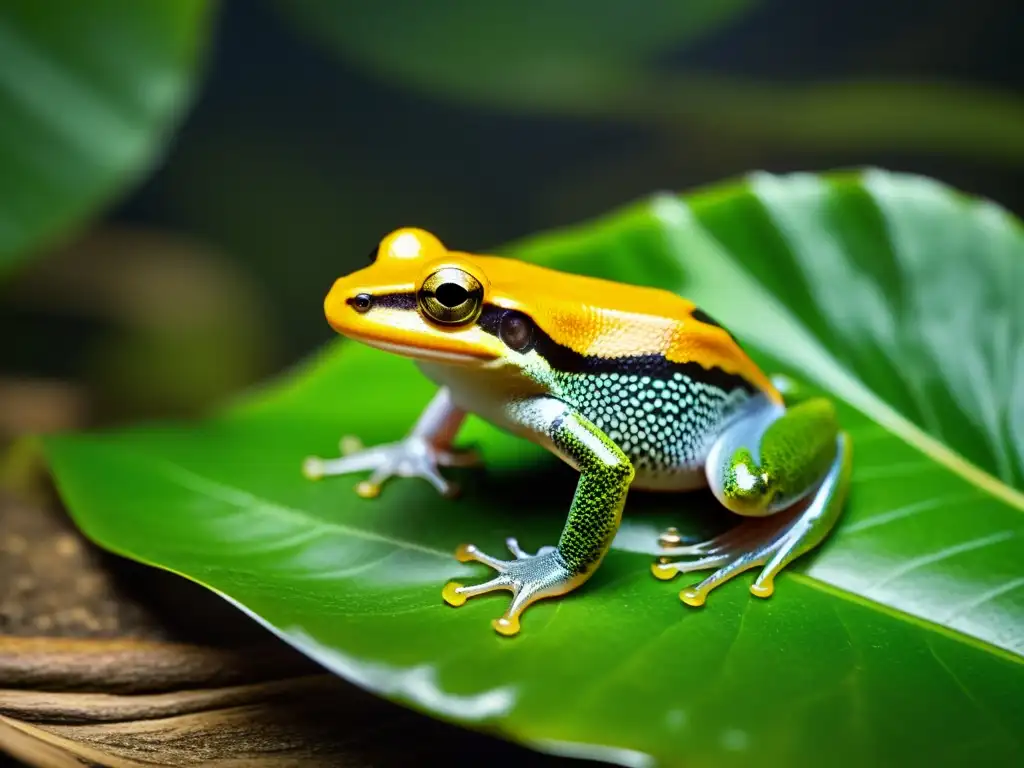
[651,510,804,604]
[652,432,851,607]
[442,538,584,637]
[302,434,480,499]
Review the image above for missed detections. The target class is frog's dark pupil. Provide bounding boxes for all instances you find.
[499,313,532,352]
[435,282,467,308]
[353,293,373,312]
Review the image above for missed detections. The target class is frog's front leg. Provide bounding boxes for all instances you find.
[443,397,634,637]
[302,387,479,499]
[653,397,852,606]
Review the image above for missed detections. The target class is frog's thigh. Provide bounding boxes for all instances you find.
[709,398,840,516]
[654,398,851,605]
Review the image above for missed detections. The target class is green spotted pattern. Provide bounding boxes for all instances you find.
[553,369,750,478]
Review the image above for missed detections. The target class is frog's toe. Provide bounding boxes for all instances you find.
[355,479,382,499]
[677,547,769,607]
[505,537,557,560]
[436,445,482,468]
[749,579,775,599]
[442,575,512,606]
[492,577,561,637]
[454,542,508,571]
[302,456,325,480]
[355,461,405,498]
[651,516,795,607]
[656,500,831,607]
[678,545,782,606]
[506,537,530,559]
[656,525,715,557]
[418,462,459,498]
[658,526,684,548]
[650,553,731,581]
[442,543,580,636]
[302,444,392,481]
[302,436,468,498]
[339,435,364,455]
[303,452,384,482]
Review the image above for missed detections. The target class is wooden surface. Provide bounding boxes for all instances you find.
[0,486,600,767]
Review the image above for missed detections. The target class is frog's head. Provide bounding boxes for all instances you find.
[324,228,517,366]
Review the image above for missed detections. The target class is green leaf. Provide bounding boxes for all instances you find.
[44,170,1024,767]
[273,1,1024,163]
[0,0,214,277]
[273,0,755,107]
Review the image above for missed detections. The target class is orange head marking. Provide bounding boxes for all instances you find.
[323,228,503,365]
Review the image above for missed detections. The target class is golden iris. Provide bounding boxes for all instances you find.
[417,267,483,325]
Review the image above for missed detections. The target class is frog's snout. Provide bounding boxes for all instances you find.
[320,265,502,364]
[323,276,371,336]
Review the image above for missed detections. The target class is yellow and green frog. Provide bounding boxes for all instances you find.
[303,228,852,636]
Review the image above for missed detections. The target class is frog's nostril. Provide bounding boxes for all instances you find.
[348,293,374,313]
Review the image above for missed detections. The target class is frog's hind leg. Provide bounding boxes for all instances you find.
[652,398,852,606]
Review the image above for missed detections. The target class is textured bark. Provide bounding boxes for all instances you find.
[0,491,583,767]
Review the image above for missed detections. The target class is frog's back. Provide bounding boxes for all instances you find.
[473,254,780,402]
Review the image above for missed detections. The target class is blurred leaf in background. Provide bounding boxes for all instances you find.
[4,227,275,424]
[0,0,214,278]
[273,0,1024,163]
[274,0,756,111]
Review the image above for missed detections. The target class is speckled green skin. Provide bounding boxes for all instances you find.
[549,409,635,575]
[553,368,751,479]
[502,396,635,576]
[722,398,840,515]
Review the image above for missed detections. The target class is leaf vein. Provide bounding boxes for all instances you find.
[842,491,982,534]
[866,531,1018,591]
[940,576,1024,625]
[149,456,453,560]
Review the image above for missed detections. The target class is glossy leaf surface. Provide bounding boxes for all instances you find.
[0,0,212,276]
[45,170,1024,767]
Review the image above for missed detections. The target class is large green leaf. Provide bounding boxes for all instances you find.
[44,170,1024,767]
[0,0,213,276]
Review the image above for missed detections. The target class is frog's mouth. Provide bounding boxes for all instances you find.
[334,318,502,366]
[358,337,493,366]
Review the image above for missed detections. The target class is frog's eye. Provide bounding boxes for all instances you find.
[418,267,483,325]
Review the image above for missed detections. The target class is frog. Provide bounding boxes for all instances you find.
[303,227,852,637]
